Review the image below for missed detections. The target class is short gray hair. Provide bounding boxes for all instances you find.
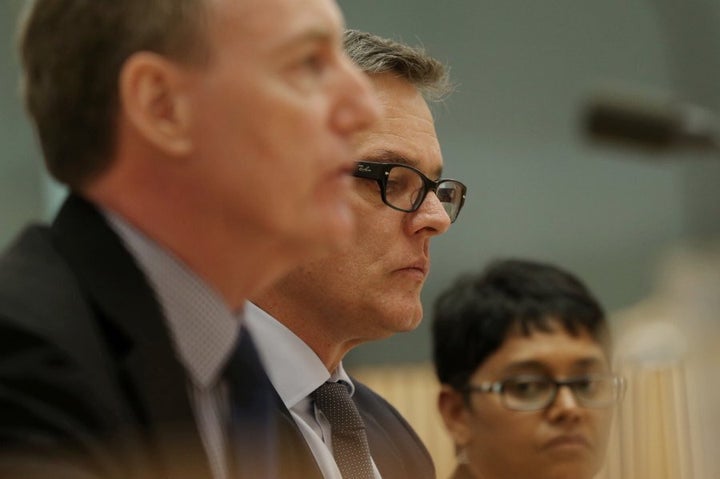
[343,29,452,102]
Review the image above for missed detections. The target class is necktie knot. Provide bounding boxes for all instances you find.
[312,381,365,432]
[312,381,375,479]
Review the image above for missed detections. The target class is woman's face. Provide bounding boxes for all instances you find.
[440,322,616,479]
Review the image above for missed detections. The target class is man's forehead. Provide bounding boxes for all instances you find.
[211,0,343,48]
[353,103,443,178]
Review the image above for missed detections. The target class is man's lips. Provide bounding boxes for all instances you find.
[328,162,356,183]
[338,161,356,177]
[323,162,356,196]
[394,260,429,278]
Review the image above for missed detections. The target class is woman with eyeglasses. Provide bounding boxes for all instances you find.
[432,259,624,479]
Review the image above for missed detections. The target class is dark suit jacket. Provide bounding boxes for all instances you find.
[273,379,436,479]
[356,380,436,479]
[0,195,213,479]
[0,194,435,479]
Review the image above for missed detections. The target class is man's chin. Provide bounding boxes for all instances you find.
[382,306,423,333]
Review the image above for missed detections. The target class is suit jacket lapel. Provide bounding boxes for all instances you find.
[274,393,324,479]
[353,380,435,479]
[51,195,211,479]
[360,407,406,478]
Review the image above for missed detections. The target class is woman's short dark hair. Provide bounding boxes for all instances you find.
[432,258,609,390]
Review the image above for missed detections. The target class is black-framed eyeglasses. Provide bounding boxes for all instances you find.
[463,374,626,411]
[352,161,467,223]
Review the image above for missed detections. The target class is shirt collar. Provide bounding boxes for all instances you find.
[104,210,240,389]
[244,301,354,408]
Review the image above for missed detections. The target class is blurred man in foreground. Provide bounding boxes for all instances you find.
[0,0,379,478]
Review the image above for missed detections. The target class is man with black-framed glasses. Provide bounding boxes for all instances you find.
[246,30,466,479]
[433,259,623,479]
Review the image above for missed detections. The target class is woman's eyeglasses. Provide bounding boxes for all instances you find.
[463,374,626,411]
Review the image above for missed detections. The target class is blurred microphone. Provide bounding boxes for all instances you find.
[583,90,720,152]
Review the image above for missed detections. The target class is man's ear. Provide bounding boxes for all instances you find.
[119,51,195,156]
[438,384,474,448]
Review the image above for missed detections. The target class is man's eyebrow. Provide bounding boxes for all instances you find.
[360,149,443,178]
[294,27,334,45]
[275,26,337,56]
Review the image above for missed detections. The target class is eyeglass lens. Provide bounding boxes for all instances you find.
[385,165,464,221]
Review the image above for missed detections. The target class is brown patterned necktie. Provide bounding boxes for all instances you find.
[312,381,375,479]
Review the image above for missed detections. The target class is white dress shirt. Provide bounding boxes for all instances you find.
[244,302,382,479]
